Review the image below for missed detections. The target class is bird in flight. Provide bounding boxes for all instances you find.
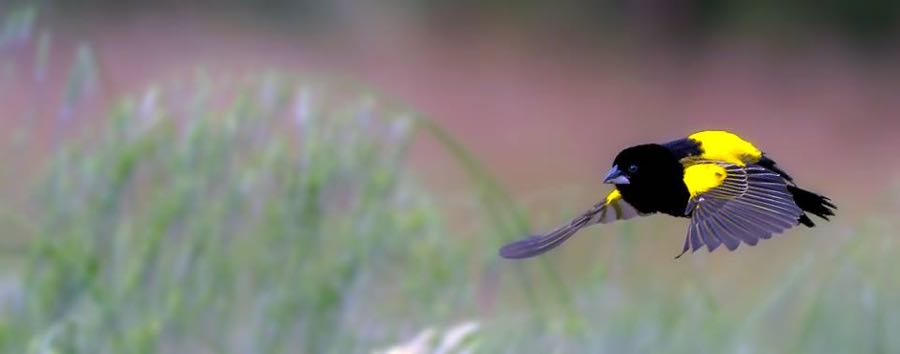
[499,130,836,259]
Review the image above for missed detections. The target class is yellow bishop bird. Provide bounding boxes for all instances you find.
[499,130,836,259]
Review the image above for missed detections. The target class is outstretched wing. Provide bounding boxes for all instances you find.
[499,189,644,259]
[677,162,803,258]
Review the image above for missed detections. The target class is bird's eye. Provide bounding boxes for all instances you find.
[628,164,639,173]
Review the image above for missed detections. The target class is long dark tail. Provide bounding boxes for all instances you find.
[788,185,836,227]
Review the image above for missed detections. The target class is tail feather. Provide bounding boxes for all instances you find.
[758,156,795,182]
[787,185,836,227]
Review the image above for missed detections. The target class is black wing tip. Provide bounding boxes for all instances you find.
[498,214,592,259]
[498,235,552,259]
[498,248,534,259]
[498,240,535,259]
[723,241,741,251]
[674,247,703,259]
[675,237,755,259]
[674,241,694,259]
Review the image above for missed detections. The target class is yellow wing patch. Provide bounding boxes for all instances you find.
[683,163,728,198]
[605,189,622,204]
[688,130,762,166]
[598,188,644,223]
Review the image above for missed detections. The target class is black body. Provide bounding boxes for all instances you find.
[610,140,835,225]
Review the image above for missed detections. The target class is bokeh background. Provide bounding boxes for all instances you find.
[1,1,899,353]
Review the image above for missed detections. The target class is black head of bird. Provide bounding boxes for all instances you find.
[604,144,682,186]
[603,144,690,216]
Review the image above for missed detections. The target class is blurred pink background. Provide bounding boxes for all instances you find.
[3,5,899,224]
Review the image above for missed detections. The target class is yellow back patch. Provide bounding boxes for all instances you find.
[688,130,762,166]
[684,164,728,198]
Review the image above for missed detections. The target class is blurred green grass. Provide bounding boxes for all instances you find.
[3,72,531,353]
[3,69,899,354]
[2,4,900,354]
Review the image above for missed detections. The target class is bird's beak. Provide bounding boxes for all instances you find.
[603,165,630,184]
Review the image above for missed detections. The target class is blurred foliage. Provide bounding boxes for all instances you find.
[4,68,899,354]
[2,3,900,354]
[0,3,37,48]
[3,74,530,353]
